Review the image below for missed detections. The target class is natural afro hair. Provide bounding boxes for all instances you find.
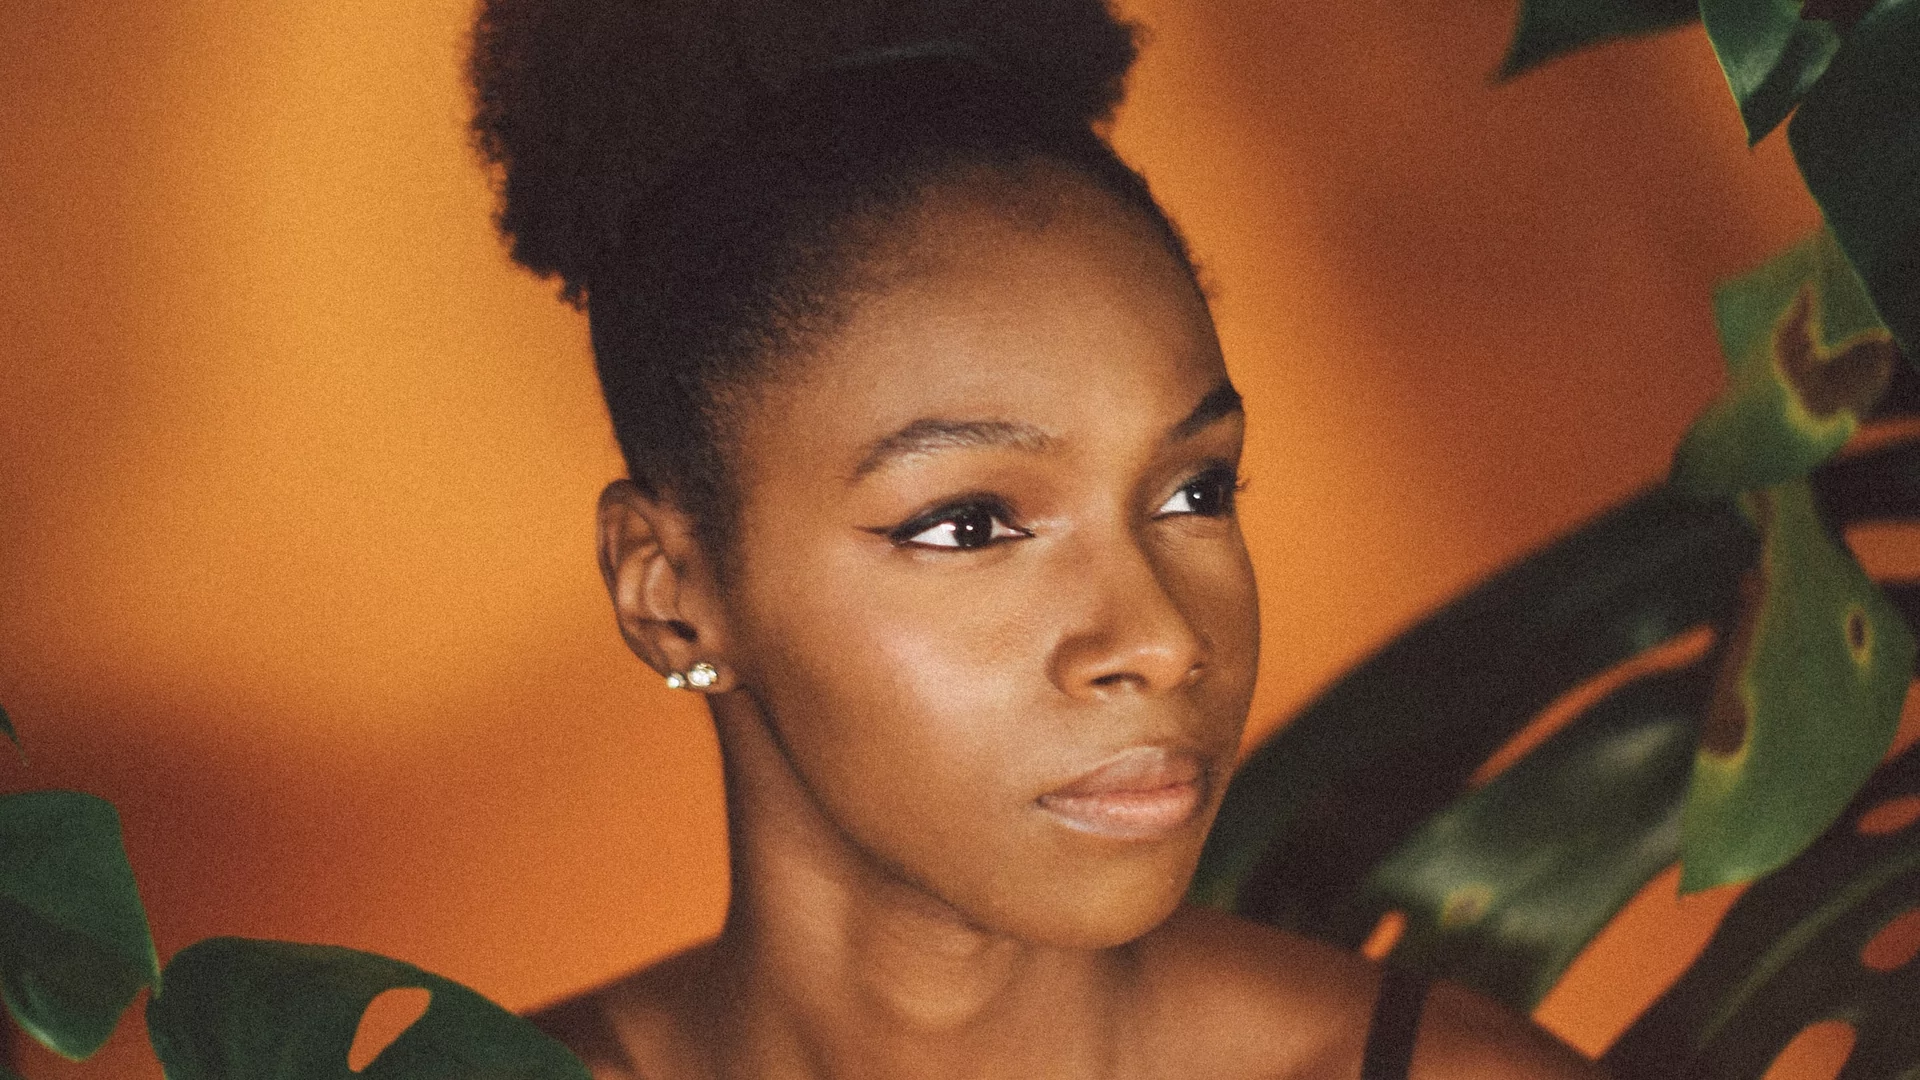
[468,0,1196,555]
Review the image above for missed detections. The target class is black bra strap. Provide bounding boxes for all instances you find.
[1361,965,1432,1080]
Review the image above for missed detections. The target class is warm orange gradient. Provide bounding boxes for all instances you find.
[1,1,1910,1077]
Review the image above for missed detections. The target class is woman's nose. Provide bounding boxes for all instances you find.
[1047,535,1207,699]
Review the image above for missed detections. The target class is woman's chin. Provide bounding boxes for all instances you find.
[978,853,1199,951]
[1032,890,1189,951]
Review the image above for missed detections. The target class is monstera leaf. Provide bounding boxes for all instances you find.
[0,791,160,1060]
[1358,667,1708,1009]
[1192,487,1756,929]
[1681,478,1916,891]
[146,938,590,1080]
[1671,228,1898,499]
[1789,0,1920,357]
[1699,0,1841,143]
[1604,742,1920,1080]
[1499,0,1702,79]
[1814,433,1920,525]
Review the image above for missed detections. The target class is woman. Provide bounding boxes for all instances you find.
[469,1,1603,1076]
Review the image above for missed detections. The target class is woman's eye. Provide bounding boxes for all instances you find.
[1157,468,1241,518]
[891,503,1028,550]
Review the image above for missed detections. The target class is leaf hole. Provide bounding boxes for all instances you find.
[1844,522,1920,581]
[1759,1020,1855,1080]
[1861,907,1920,973]
[349,986,431,1072]
[1857,793,1920,835]
[1360,910,1406,962]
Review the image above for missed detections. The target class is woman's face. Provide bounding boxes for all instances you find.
[717,176,1259,949]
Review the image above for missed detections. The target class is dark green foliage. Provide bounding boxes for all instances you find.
[0,704,15,750]
[1884,584,1920,648]
[1199,435,1920,1009]
[0,792,159,1061]
[1603,742,1920,1080]
[1871,356,1920,418]
[1699,0,1839,144]
[1362,667,1707,1009]
[146,938,590,1080]
[1190,487,1756,923]
[0,787,589,1078]
[1498,0,1701,79]
[1789,0,1920,357]
[1813,436,1920,526]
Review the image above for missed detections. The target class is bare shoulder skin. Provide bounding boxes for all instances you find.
[527,943,719,1080]
[1132,906,1598,1080]
[532,907,1598,1080]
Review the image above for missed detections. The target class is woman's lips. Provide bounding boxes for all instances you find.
[1037,746,1206,840]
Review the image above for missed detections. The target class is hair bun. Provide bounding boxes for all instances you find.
[469,0,1140,301]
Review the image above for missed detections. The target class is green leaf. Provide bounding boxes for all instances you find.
[1680,478,1916,891]
[0,703,15,750]
[0,791,160,1060]
[1605,742,1920,1079]
[146,938,591,1080]
[1192,488,1757,935]
[1671,228,1899,499]
[1789,0,1920,358]
[1699,0,1841,143]
[1499,0,1702,80]
[1361,667,1707,1009]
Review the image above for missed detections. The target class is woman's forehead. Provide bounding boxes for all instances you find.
[750,186,1227,461]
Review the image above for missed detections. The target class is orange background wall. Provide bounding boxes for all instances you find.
[0,0,1898,1076]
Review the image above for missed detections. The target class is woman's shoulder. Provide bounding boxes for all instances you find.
[1133,905,1603,1080]
[524,912,1603,1080]
[523,940,721,1080]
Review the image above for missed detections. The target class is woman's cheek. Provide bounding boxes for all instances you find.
[741,547,1045,796]
[798,572,1053,811]
[831,586,1045,783]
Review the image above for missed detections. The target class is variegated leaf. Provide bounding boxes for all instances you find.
[1680,478,1915,891]
[1671,228,1898,499]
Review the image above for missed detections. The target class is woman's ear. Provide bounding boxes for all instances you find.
[596,479,737,692]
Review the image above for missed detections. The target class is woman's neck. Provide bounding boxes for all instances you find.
[703,692,1137,1080]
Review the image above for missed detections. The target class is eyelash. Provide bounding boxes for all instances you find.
[883,466,1245,552]
[885,495,1026,550]
[1160,465,1244,520]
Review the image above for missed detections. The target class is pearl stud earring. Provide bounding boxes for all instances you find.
[667,662,718,691]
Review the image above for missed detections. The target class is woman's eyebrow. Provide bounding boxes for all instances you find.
[850,418,1055,481]
[1169,381,1243,441]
